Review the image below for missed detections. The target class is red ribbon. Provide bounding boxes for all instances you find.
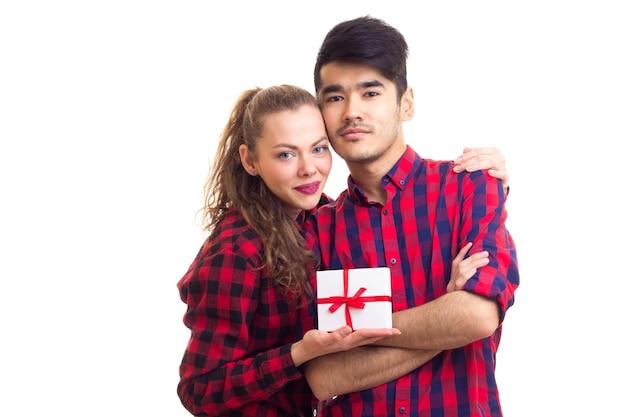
[317,269,392,328]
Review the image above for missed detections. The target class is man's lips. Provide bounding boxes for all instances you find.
[340,127,368,139]
[294,181,321,195]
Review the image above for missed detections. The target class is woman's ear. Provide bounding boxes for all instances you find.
[239,144,258,176]
[401,86,415,121]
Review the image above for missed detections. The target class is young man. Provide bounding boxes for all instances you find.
[303,16,519,417]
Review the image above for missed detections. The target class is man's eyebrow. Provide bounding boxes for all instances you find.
[358,80,385,89]
[320,84,342,95]
[320,80,385,96]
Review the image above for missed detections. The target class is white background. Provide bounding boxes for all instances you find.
[1,1,624,416]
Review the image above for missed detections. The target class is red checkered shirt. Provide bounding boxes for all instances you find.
[177,207,319,416]
[304,146,519,417]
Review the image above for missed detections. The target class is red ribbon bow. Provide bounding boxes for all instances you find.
[317,269,392,328]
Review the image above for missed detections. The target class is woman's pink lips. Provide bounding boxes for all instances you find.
[294,181,321,195]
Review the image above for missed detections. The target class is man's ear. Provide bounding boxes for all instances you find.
[239,145,258,176]
[401,86,415,121]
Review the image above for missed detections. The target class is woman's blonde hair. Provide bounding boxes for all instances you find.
[201,85,320,299]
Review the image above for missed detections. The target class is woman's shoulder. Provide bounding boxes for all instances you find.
[318,193,334,206]
[202,209,264,257]
[300,193,335,222]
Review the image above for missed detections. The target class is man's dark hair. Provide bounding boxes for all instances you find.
[313,15,409,102]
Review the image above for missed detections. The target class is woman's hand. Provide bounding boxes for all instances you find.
[453,147,509,191]
[447,242,489,292]
[291,326,401,367]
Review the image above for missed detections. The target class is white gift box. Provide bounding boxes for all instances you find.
[316,267,393,331]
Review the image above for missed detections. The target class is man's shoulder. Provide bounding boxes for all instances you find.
[403,147,455,177]
[420,156,454,171]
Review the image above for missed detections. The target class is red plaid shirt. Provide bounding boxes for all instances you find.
[304,146,519,417]
[177,208,319,416]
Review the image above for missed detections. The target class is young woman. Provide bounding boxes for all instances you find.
[176,85,504,416]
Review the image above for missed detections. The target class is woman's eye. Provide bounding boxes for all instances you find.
[313,146,329,155]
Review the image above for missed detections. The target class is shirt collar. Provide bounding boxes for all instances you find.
[346,146,424,202]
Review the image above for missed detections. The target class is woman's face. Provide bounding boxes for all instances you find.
[240,104,332,219]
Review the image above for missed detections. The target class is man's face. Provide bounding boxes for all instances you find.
[317,62,413,166]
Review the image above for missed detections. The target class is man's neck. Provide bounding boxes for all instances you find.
[347,144,407,205]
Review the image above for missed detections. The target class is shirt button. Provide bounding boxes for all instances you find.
[383,209,388,215]
[400,179,405,185]
[399,406,406,413]
[390,258,397,265]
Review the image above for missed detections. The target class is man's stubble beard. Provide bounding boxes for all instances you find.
[331,113,402,165]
